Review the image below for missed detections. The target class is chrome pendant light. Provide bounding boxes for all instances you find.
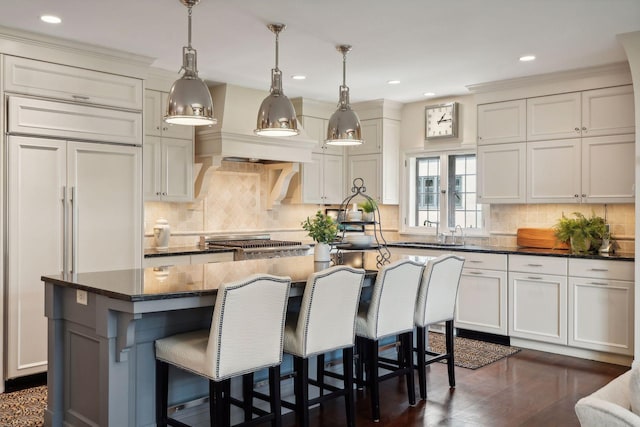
[326,45,363,145]
[165,0,215,126]
[255,24,299,137]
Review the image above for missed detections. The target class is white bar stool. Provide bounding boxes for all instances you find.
[281,265,365,427]
[354,259,424,422]
[155,274,291,427]
[414,254,465,400]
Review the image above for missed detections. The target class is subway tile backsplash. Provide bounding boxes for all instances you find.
[144,162,634,253]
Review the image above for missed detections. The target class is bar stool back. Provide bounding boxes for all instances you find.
[282,265,365,426]
[414,254,465,400]
[354,259,424,422]
[155,274,291,427]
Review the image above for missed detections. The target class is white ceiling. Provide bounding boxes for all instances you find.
[0,0,639,104]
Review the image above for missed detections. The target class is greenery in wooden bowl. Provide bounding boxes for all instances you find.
[301,210,338,244]
[554,212,606,254]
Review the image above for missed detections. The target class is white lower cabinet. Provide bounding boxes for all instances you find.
[508,255,568,345]
[568,259,634,355]
[455,253,508,335]
[144,252,234,268]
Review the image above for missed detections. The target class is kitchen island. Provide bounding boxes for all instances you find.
[41,252,387,427]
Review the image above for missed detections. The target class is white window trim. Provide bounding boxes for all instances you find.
[399,147,490,238]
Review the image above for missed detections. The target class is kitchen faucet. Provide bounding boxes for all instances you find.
[455,224,465,245]
[423,219,441,243]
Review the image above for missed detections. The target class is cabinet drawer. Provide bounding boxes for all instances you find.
[144,255,191,268]
[569,259,634,281]
[461,252,507,271]
[4,56,143,110]
[190,252,234,264]
[509,254,567,275]
[8,96,142,145]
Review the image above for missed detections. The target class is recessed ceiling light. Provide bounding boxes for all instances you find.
[519,55,536,62]
[291,75,306,80]
[387,80,401,85]
[423,92,435,97]
[40,15,62,24]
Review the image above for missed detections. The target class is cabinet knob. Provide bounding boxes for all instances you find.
[582,126,587,132]
[156,126,161,130]
[162,127,168,131]
[162,192,167,196]
[574,194,579,198]
[582,194,586,198]
[156,192,161,196]
[478,136,483,140]
[574,127,580,132]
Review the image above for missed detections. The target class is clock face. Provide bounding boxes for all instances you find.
[425,103,458,139]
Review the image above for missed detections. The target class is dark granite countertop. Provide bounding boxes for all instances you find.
[144,246,235,258]
[42,252,392,302]
[386,242,634,261]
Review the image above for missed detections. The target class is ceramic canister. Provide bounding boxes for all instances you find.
[153,218,171,250]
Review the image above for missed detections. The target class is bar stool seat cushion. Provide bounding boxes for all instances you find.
[156,330,209,378]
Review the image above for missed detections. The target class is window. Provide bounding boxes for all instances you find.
[404,151,486,235]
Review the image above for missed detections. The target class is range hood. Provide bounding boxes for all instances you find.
[194,84,317,207]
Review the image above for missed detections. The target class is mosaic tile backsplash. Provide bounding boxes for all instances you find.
[144,161,634,253]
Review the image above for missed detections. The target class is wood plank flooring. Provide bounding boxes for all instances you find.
[278,348,628,427]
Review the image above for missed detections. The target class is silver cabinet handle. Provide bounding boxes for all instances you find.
[526,263,543,267]
[468,260,483,263]
[467,271,483,275]
[72,95,90,100]
[527,276,543,280]
[62,186,68,275]
[590,268,609,272]
[71,186,78,274]
[589,282,608,286]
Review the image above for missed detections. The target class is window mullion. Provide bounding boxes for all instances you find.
[439,153,449,231]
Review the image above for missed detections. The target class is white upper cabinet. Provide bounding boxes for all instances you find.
[144,136,194,202]
[581,134,635,203]
[477,142,526,203]
[298,116,345,204]
[348,119,381,155]
[527,86,634,141]
[4,56,143,110]
[144,90,193,140]
[581,86,635,137]
[477,99,526,145]
[527,138,581,203]
[527,92,582,141]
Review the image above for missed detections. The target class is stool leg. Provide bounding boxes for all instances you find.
[317,353,325,400]
[222,379,231,426]
[242,373,254,422]
[355,337,364,390]
[366,338,380,422]
[268,366,282,427]
[343,347,355,427]
[416,326,427,400]
[293,356,310,426]
[446,320,456,388]
[402,332,416,406]
[155,360,169,427]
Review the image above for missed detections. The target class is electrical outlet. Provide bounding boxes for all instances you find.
[76,289,88,305]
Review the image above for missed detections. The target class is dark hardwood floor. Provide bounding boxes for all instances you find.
[280,348,628,426]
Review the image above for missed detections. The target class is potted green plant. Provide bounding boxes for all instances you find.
[302,210,338,261]
[358,198,378,222]
[554,212,607,254]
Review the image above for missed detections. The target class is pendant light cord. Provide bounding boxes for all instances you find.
[342,50,347,87]
[187,6,193,49]
[274,31,280,71]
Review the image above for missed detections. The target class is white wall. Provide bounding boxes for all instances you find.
[618,31,640,368]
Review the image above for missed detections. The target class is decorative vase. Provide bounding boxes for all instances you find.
[362,212,374,222]
[153,218,171,250]
[314,242,331,262]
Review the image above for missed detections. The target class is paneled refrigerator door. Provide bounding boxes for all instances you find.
[7,136,66,378]
[67,142,142,273]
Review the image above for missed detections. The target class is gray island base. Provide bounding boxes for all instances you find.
[42,252,395,426]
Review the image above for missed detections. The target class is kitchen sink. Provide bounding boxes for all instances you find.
[391,241,466,248]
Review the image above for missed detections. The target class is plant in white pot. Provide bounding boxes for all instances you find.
[358,198,378,222]
[302,210,338,262]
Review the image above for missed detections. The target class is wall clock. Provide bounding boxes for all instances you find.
[425,102,458,140]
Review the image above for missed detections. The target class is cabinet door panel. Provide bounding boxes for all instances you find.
[477,100,526,145]
[527,139,581,203]
[349,154,380,201]
[7,136,66,378]
[143,136,162,200]
[323,154,344,204]
[301,152,324,204]
[568,278,633,355]
[144,90,163,137]
[477,142,526,203]
[68,142,142,272]
[527,93,581,141]
[348,119,380,155]
[581,86,635,137]
[509,273,567,344]
[162,138,194,202]
[582,135,635,203]
[456,269,507,335]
